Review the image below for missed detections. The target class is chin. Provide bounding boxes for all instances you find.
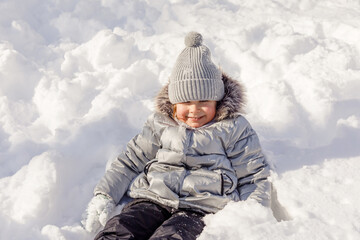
[188,122,204,128]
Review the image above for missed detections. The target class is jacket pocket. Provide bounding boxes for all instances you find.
[221,172,236,195]
[180,169,223,196]
[146,163,187,197]
[144,159,158,175]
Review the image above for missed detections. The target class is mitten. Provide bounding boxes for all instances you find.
[81,193,115,233]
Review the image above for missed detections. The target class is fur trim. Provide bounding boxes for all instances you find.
[155,72,246,121]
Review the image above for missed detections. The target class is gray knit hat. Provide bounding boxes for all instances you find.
[168,32,224,104]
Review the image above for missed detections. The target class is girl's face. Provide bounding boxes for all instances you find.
[175,101,217,128]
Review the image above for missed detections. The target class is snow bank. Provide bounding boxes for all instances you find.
[1,0,360,239]
[199,156,360,240]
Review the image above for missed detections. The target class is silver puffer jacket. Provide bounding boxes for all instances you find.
[94,73,271,213]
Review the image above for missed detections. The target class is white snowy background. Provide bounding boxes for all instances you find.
[1,0,360,239]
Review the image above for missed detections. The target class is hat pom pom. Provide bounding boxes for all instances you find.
[185,32,203,47]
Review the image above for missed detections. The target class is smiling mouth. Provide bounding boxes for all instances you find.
[188,116,204,121]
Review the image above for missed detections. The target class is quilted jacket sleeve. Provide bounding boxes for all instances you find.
[226,116,271,207]
[94,113,161,204]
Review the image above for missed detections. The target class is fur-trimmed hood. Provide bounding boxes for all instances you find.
[155,72,246,121]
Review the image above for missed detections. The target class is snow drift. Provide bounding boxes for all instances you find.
[0,0,360,239]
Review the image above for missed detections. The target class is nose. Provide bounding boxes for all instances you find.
[189,102,200,112]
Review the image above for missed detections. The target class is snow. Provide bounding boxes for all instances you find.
[0,0,359,239]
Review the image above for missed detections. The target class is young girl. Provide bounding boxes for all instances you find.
[82,32,271,240]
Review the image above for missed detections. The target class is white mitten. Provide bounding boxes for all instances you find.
[81,194,115,233]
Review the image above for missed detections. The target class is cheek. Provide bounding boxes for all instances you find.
[203,104,216,118]
[175,106,187,118]
[206,107,216,119]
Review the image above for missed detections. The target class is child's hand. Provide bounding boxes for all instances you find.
[81,193,115,233]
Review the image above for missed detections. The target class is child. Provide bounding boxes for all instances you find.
[82,32,271,240]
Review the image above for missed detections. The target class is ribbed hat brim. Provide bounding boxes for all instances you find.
[168,79,224,104]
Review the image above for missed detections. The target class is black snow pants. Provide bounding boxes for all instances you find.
[94,199,205,240]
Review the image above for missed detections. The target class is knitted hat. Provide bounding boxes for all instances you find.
[168,32,224,104]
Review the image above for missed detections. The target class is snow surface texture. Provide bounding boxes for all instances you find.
[1,0,360,239]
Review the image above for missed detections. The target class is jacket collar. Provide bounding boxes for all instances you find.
[155,72,246,122]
